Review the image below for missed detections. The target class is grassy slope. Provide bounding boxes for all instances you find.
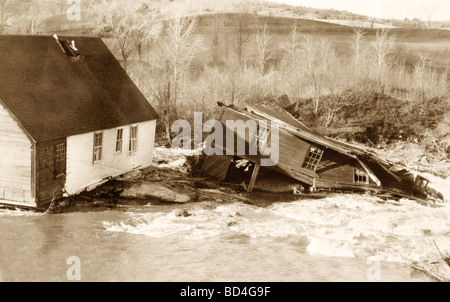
[39,5,450,68]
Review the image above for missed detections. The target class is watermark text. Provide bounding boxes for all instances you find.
[171,112,279,166]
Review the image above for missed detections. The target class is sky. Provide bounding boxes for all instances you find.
[265,0,450,20]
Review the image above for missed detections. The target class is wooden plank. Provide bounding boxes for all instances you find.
[314,178,378,190]
[270,163,314,185]
[200,155,233,181]
[247,163,260,193]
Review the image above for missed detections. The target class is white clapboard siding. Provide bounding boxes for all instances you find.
[0,102,35,206]
[65,120,156,195]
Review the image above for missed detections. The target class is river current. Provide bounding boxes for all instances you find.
[1,190,449,282]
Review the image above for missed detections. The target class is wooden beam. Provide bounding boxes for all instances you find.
[247,163,260,193]
[356,158,382,187]
[370,156,402,183]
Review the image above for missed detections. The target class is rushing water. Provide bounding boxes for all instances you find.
[1,191,449,282]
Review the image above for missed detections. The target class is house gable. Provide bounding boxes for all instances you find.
[0,101,35,207]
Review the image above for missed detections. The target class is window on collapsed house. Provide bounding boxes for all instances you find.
[54,143,66,177]
[251,124,270,154]
[129,125,138,153]
[115,128,123,153]
[420,180,428,189]
[302,146,323,171]
[414,176,429,190]
[93,132,103,162]
[354,167,369,184]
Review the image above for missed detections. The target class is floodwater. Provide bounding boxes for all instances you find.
[1,192,449,282]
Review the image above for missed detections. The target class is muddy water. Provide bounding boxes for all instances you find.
[1,193,448,282]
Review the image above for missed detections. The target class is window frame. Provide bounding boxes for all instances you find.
[93,132,103,163]
[115,128,124,153]
[54,143,66,177]
[302,145,324,172]
[414,176,429,190]
[129,125,138,154]
[258,125,270,153]
[251,124,270,154]
[354,167,369,184]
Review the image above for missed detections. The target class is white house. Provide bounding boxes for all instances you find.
[0,35,158,210]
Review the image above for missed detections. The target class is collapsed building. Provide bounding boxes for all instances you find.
[195,101,436,202]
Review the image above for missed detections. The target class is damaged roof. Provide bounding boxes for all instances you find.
[246,103,368,158]
[0,35,158,142]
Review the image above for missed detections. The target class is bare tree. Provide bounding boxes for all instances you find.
[284,21,301,68]
[93,2,160,71]
[295,35,338,117]
[132,5,161,63]
[283,21,302,101]
[21,0,43,34]
[371,28,395,93]
[299,35,322,115]
[253,19,272,75]
[351,27,366,71]
[210,13,221,66]
[49,0,66,16]
[0,0,19,33]
[157,15,203,142]
[57,0,66,14]
[228,62,241,106]
[414,54,433,99]
[233,1,251,66]
[423,4,435,29]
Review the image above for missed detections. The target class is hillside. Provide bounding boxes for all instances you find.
[3,0,449,161]
[5,0,450,36]
[37,9,450,71]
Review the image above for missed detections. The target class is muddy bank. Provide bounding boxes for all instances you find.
[47,164,311,214]
[46,163,247,213]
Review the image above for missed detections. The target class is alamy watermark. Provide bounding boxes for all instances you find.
[366,257,381,281]
[171,112,279,167]
[66,256,81,281]
[67,0,81,21]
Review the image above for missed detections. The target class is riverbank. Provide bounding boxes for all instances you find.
[44,141,448,215]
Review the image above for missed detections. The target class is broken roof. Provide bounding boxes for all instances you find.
[243,104,415,187]
[0,35,158,142]
[245,104,368,158]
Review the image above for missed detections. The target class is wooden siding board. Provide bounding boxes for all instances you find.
[199,155,233,181]
[0,102,35,206]
[315,149,358,186]
[268,164,314,185]
[65,120,156,195]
